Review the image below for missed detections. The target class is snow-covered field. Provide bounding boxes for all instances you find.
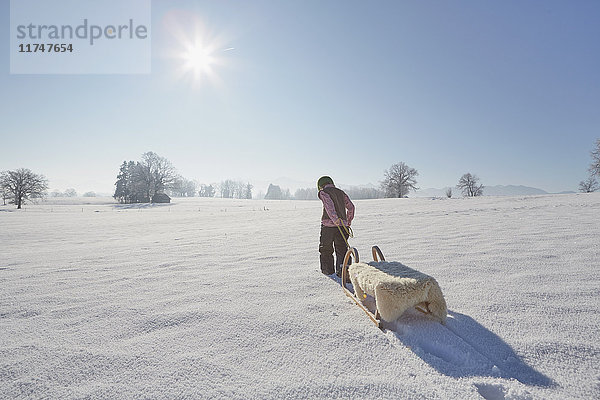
[1,194,599,399]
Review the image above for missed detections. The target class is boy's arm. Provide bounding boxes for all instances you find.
[345,194,355,225]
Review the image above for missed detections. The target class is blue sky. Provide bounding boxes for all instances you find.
[1,0,599,194]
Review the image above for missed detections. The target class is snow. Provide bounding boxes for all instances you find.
[1,194,599,399]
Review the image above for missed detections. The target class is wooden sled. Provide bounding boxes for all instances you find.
[341,246,383,329]
[341,246,445,329]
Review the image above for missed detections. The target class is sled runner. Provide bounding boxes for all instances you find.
[340,247,382,328]
[341,246,447,329]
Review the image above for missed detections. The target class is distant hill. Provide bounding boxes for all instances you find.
[413,187,453,198]
[484,185,549,196]
[415,185,550,198]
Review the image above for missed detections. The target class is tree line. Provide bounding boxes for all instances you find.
[290,162,484,200]
[113,152,180,203]
[49,188,97,198]
[218,180,253,199]
[379,161,485,198]
[113,152,254,203]
[293,186,384,200]
[2,140,598,208]
[378,137,599,198]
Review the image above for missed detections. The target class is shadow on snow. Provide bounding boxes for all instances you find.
[112,203,171,210]
[387,309,556,387]
[329,274,555,388]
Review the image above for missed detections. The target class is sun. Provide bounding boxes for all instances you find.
[181,42,217,80]
[163,12,232,87]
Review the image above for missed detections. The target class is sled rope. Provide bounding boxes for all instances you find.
[335,218,353,249]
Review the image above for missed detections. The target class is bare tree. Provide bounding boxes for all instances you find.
[233,181,246,199]
[183,180,197,197]
[2,184,10,205]
[64,188,77,197]
[217,180,253,199]
[579,176,598,193]
[381,162,419,198]
[573,140,600,194]
[589,138,600,178]
[219,180,234,198]
[198,184,215,197]
[457,173,484,197]
[0,168,49,209]
[169,177,197,197]
[445,187,453,198]
[138,152,178,201]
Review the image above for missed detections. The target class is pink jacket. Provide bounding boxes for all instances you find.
[318,184,355,227]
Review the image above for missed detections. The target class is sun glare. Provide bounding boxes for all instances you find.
[181,43,216,79]
[163,11,232,87]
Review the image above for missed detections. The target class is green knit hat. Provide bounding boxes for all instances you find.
[317,176,334,190]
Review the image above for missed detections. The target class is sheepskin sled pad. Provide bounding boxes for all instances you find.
[349,261,447,323]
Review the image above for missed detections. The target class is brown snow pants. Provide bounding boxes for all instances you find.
[319,225,349,276]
